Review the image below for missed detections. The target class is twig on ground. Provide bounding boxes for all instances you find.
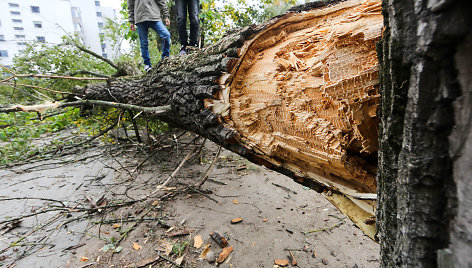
[195,146,221,188]
[155,252,183,268]
[302,220,345,235]
[142,144,197,200]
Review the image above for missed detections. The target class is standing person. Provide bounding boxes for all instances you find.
[128,0,171,72]
[175,0,200,55]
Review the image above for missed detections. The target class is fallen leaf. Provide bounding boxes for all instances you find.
[263,219,268,222]
[194,235,203,249]
[112,223,121,229]
[217,245,233,263]
[175,256,184,265]
[102,244,113,252]
[274,259,289,267]
[114,246,123,253]
[136,257,160,267]
[159,240,174,256]
[80,256,89,262]
[231,218,243,224]
[232,199,239,204]
[133,242,142,251]
[199,243,211,259]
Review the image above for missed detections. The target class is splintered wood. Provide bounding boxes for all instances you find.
[208,0,382,197]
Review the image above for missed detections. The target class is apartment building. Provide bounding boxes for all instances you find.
[0,0,118,67]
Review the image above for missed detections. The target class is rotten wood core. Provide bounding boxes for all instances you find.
[206,0,382,204]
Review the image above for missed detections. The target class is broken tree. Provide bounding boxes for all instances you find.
[82,0,382,236]
[80,0,383,238]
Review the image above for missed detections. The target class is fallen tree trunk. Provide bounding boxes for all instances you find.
[80,0,383,238]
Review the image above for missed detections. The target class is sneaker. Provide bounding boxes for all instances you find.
[144,65,152,72]
[179,45,187,55]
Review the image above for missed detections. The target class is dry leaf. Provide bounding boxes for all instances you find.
[175,256,184,265]
[136,257,160,267]
[232,199,239,204]
[133,242,142,251]
[80,256,89,262]
[217,245,233,263]
[159,240,174,256]
[199,243,211,259]
[263,219,269,222]
[112,223,121,229]
[194,235,203,249]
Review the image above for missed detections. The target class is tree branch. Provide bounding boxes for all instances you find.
[0,100,171,117]
[66,41,119,70]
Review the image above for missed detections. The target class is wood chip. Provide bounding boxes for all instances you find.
[210,232,228,248]
[112,223,121,229]
[274,259,289,266]
[289,250,298,266]
[232,199,239,204]
[132,242,142,251]
[80,256,89,262]
[194,235,203,249]
[217,245,233,263]
[167,229,190,237]
[231,218,243,224]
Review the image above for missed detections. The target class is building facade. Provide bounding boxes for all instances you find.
[0,0,118,67]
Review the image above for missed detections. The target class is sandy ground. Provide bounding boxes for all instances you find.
[0,131,379,267]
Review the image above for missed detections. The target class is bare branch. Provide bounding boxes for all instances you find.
[0,100,170,116]
[66,41,119,70]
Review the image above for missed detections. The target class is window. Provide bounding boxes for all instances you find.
[101,43,106,49]
[8,3,19,7]
[15,34,25,39]
[36,36,45,42]
[98,22,104,29]
[10,11,21,15]
[13,27,24,31]
[17,41,27,46]
[95,1,100,6]
[96,12,102,17]
[12,19,22,23]
[0,50,8,57]
[34,21,42,28]
[102,53,107,58]
[31,6,40,13]
[71,7,81,18]
[0,35,5,41]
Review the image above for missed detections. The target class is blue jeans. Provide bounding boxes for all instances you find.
[176,0,200,47]
[136,21,170,65]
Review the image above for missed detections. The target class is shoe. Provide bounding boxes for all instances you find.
[179,45,187,55]
[144,65,152,72]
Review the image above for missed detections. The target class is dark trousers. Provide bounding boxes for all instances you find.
[175,0,199,47]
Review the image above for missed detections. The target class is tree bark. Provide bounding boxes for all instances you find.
[378,0,472,267]
[81,0,383,238]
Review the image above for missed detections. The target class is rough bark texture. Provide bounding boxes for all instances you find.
[378,0,472,267]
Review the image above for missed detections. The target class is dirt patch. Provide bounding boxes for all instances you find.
[0,131,379,267]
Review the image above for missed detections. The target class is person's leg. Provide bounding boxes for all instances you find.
[136,22,151,66]
[188,0,200,47]
[150,21,171,59]
[175,0,188,48]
